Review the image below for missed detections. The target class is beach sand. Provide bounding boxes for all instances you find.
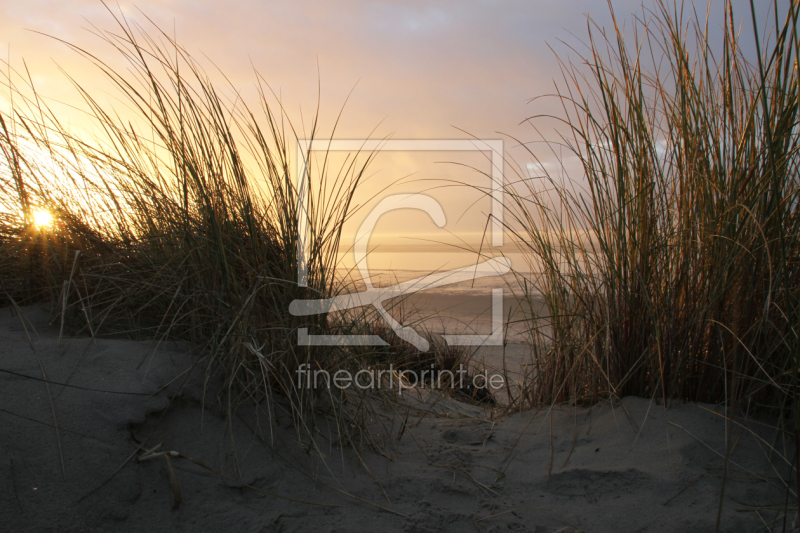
[0,305,791,532]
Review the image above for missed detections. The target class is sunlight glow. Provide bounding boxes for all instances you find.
[33,209,54,228]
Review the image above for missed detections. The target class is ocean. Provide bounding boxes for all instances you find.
[330,250,546,345]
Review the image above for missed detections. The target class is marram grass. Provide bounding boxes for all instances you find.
[500,1,799,527]
[0,8,437,454]
[505,0,799,415]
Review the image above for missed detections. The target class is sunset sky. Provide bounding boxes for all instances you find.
[0,0,782,272]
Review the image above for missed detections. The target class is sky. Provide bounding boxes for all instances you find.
[0,0,785,273]
[2,0,641,137]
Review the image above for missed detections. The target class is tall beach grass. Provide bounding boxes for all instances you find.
[0,8,402,451]
[507,0,799,414]
[501,0,799,524]
[0,7,488,463]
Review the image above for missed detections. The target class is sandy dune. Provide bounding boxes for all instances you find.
[0,306,792,532]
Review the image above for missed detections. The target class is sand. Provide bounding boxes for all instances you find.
[0,305,793,532]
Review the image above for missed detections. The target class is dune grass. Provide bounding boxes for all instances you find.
[507,0,799,414]
[0,8,471,455]
[499,0,798,526]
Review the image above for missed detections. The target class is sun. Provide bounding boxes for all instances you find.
[33,208,54,228]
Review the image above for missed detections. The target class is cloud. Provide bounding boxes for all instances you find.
[2,0,782,225]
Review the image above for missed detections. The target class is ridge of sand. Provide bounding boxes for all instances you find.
[0,306,791,532]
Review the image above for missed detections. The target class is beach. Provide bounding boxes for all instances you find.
[1,2,798,530]
[1,305,789,532]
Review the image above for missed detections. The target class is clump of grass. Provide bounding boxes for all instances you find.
[502,2,799,524]
[0,8,381,449]
[509,0,799,414]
